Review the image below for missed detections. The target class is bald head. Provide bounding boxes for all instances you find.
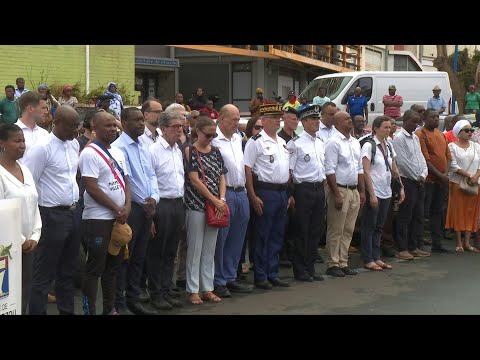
[333,111,353,134]
[218,104,240,137]
[52,105,80,141]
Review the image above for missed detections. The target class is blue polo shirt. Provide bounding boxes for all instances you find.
[347,95,368,117]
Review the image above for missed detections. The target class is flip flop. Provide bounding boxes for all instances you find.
[375,261,392,270]
[364,262,382,271]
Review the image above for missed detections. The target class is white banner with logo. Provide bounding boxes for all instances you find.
[0,198,22,315]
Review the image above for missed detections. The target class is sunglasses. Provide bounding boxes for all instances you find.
[198,129,218,139]
[462,128,475,133]
[254,125,264,130]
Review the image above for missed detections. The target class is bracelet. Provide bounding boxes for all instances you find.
[220,197,226,202]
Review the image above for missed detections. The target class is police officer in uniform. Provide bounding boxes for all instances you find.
[244,103,292,289]
[287,105,326,282]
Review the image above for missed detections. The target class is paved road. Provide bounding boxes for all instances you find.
[46,237,480,315]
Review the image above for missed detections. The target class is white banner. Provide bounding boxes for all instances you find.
[0,198,22,315]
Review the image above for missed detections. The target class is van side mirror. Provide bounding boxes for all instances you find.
[370,103,375,111]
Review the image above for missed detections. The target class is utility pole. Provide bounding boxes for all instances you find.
[452,45,458,114]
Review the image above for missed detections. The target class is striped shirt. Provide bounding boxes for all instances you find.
[383,94,403,118]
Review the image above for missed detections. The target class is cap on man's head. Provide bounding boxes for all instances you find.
[388,85,396,90]
[256,88,263,94]
[259,103,283,116]
[297,105,321,121]
[432,85,441,91]
[283,107,298,115]
[108,222,132,256]
[288,90,296,96]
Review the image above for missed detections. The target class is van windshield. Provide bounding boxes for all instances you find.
[301,76,353,102]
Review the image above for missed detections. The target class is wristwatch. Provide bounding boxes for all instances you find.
[220,197,226,202]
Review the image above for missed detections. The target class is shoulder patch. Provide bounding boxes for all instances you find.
[252,134,262,141]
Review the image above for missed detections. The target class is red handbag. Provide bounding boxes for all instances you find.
[194,147,230,228]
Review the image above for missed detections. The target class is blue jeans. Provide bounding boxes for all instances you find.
[361,196,391,263]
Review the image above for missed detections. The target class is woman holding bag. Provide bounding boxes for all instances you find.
[184,116,227,305]
[445,120,480,253]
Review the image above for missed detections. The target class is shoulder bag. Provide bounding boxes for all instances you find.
[194,147,230,228]
[459,144,479,195]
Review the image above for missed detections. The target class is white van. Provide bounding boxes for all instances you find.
[300,71,454,124]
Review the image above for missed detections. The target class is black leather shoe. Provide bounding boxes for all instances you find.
[310,273,325,281]
[326,266,345,277]
[269,278,290,287]
[255,281,273,290]
[431,247,454,254]
[294,273,314,282]
[127,302,159,315]
[279,260,293,268]
[150,297,173,311]
[213,285,231,298]
[138,288,150,303]
[164,293,183,308]
[341,267,358,275]
[226,281,253,293]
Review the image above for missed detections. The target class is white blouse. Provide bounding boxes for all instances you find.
[448,141,480,185]
[0,162,42,243]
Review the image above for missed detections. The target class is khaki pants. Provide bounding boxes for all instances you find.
[326,186,360,268]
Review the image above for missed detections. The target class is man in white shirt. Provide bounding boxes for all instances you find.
[79,111,132,315]
[148,111,186,311]
[244,103,292,289]
[15,92,48,160]
[23,106,81,315]
[211,104,253,298]
[139,99,163,147]
[312,87,331,107]
[14,77,29,98]
[112,108,159,315]
[316,102,338,144]
[287,105,326,282]
[324,111,366,277]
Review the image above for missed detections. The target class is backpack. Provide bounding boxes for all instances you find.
[359,134,393,165]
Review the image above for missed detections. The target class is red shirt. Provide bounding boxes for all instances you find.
[444,130,457,144]
[383,94,403,118]
[200,107,219,120]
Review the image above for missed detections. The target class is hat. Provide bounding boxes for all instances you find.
[259,103,283,116]
[63,84,73,92]
[256,88,263,94]
[108,222,132,256]
[432,85,441,91]
[297,105,321,121]
[37,84,48,90]
[453,119,472,138]
[97,94,114,101]
[283,106,298,115]
[388,85,396,90]
[288,90,296,96]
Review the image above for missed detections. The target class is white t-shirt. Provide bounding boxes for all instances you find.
[79,144,128,220]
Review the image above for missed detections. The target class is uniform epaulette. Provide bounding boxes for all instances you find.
[252,134,262,140]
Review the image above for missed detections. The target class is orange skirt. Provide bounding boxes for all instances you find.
[445,182,480,232]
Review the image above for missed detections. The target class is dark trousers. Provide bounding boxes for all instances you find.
[361,196,391,263]
[280,206,296,262]
[214,190,250,286]
[29,207,80,315]
[293,183,325,276]
[238,206,256,276]
[396,178,425,251]
[381,199,397,250]
[148,198,185,300]
[254,189,288,282]
[22,252,34,315]
[115,202,152,307]
[425,182,448,249]
[82,219,123,315]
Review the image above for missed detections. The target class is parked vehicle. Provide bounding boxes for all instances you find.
[299,71,454,125]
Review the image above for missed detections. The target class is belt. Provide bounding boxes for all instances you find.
[50,203,78,211]
[256,181,288,191]
[160,197,183,201]
[296,181,325,188]
[226,186,245,192]
[337,183,357,190]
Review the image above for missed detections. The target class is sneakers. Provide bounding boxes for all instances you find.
[395,250,414,260]
[409,248,431,257]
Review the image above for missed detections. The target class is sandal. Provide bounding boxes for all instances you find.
[456,246,464,253]
[364,262,382,271]
[375,260,392,270]
[464,246,480,253]
[189,293,203,305]
[202,291,221,303]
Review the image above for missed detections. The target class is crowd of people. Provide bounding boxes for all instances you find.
[2,78,480,316]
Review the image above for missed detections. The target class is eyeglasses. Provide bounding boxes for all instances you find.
[166,124,183,130]
[198,129,218,139]
[254,125,264,130]
[462,128,475,133]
